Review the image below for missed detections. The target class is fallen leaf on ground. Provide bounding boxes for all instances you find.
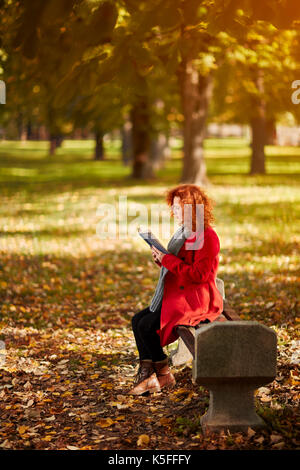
[95,418,115,428]
[137,434,150,446]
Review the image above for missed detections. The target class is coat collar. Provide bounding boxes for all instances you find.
[184,225,212,250]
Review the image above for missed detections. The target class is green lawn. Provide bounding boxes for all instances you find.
[0,137,299,193]
[0,138,299,450]
[0,137,299,325]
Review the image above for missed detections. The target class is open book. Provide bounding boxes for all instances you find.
[137,227,169,254]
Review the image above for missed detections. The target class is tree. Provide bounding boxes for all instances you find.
[211,26,298,174]
[116,0,218,184]
[4,0,300,175]
[3,0,119,154]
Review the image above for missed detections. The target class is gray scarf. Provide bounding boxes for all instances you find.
[149,224,188,312]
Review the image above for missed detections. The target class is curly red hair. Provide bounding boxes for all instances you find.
[165,184,216,232]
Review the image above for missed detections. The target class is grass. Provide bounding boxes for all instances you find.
[0,137,299,324]
[0,137,299,325]
[0,137,299,450]
[0,137,300,193]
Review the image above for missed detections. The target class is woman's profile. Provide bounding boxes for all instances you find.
[129,184,223,395]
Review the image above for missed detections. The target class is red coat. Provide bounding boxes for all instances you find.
[156,225,223,347]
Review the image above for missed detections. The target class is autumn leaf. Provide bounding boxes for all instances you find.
[270,434,283,444]
[137,434,150,446]
[45,415,56,422]
[100,382,113,389]
[159,417,172,426]
[17,426,27,435]
[290,370,300,386]
[95,418,115,428]
[260,395,272,402]
[272,442,285,449]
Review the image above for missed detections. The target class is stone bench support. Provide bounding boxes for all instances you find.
[192,321,277,433]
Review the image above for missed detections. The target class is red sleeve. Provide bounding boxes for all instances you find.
[161,230,220,284]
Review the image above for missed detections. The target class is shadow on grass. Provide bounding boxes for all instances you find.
[216,199,300,225]
[1,138,300,196]
[221,236,300,258]
[0,228,93,237]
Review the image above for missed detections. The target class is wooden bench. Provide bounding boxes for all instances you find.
[170,277,240,365]
[175,298,241,361]
[170,278,277,434]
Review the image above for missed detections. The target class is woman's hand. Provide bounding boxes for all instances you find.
[151,246,165,265]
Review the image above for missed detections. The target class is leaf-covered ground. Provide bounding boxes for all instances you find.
[0,322,299,450]
[0,139,299,450]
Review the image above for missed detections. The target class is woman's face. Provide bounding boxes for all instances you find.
[172,196,183,224]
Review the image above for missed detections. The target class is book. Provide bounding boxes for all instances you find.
[137,227,169,254]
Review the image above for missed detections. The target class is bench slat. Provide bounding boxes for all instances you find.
[175,300,240,359]
[176,326,196,358]
[222,299,241,321]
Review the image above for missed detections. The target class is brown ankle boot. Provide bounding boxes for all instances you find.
[128,359,161,395]
[153,358,176,390]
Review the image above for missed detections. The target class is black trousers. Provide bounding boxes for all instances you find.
[131,305,168,362]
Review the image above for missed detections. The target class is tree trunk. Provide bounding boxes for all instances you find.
[56,135,64,149]
[26,121,33,140]
[150,133,170,171]
[38,125,48,140]
[250,70,266,174]
[17,113,27,141]
[266,118,277,145]
[131,96,153,179]
[121,118,132,166]
[178,59,213,186]
[94,131,104,160]
[49,135,57,156]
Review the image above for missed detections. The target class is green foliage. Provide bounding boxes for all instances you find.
[257,0,300,29]
[256,403,297,440]
[175,416,202,436]
[208,0,300,32]
[2,0,300,169]
[85,2,118,47]
[210,25,298,124]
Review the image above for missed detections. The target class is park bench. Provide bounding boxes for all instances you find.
[170,278,277,434]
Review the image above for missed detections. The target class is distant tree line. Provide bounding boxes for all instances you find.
[0,0,300,183]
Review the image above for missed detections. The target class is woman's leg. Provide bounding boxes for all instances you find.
[130,306,174,395]
[131,306,153,360]
[131,306,167,362]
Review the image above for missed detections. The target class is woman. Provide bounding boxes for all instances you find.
[129,184,223,395]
